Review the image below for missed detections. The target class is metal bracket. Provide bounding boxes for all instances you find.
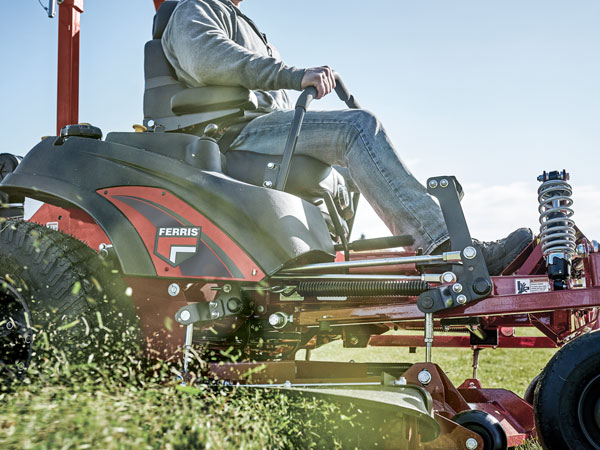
[417,176,493,313]
[262,162,280,189]
[175,285,247,326]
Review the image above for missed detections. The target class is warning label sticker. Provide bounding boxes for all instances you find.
[515,278,551,295]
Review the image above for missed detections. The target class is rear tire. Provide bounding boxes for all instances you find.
[534,330,600,450]
[0,219,140,381]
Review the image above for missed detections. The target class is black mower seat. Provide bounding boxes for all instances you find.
[144,1,257,132]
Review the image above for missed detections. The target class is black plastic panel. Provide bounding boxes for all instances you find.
[0,136,335,277]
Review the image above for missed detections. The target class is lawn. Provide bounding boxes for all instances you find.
[0,329,555,449]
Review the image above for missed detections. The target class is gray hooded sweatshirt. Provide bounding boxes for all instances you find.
[161,0,306,113]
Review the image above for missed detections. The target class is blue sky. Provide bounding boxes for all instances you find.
[1,0,599,241]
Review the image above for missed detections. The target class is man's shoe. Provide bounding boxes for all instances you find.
[473,228,534,276]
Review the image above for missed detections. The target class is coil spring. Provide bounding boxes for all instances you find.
[297,280,430,297]
[538,175,576,259]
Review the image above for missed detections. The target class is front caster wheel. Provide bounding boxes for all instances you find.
[535,330,600,450]
[452,410,507,450]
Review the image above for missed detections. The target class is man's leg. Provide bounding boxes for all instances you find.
[229,109,448,253]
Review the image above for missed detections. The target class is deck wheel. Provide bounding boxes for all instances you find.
[452,409,507,450]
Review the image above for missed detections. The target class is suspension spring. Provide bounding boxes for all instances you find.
[297,280,430,297]
[537,170,576,260]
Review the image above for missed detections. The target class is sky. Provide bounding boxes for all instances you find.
[1,0,599,243]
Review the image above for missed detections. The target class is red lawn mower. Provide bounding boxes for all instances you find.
[1,1,599,449]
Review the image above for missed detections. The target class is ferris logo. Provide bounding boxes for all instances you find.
[158,227,201,237]
[154,226,202,266]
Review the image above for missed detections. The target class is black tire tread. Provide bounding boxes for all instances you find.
[534,330,600,450]
[0,219,140,364]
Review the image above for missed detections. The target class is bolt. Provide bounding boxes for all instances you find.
[168,283,180,297]
[204,123,219,137]
[256,305,265,313]
[473,277,492,295]
[465,437,478,449]
[222,284,232,293]
[452,283,463,293]
[210,311,220,319]
[349,336,360,346]
[227,298,242,313]
[463,246,477,259]
[209,301,218,310]
[252,269,257,276]
[180,310,191,322]
[147,119,155,128]
[428,180,438,189]
[267,162,275,169]
[263,181,273,188]
[420,294,434,310]
[268,312,288,329]
[442,272,457,283]
[417,369,432,386]
[457,294,467,305]
[440,179,449,188]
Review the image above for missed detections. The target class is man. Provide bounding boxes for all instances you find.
[162,0,532,275]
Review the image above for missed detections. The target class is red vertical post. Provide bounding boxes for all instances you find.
[56,0,84,135]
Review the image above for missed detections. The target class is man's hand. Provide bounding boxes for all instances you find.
[301,66,336,99]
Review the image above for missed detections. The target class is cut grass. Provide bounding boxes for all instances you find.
[0,329,555,449]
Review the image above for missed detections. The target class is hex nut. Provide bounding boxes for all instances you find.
[256,305,265,313]
[452,283,463,293]
[168,283,180,297]
[428,180,438,189]
[465,437,478,449]
[463,246,477,259]
[442,272,456,283]
[417,369,432,385]
[180,310,191,322]
[457,294,467,305]
[263,181,273,188]
[440,179,449,188]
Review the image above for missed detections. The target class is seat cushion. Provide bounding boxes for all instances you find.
[171,86,258,116]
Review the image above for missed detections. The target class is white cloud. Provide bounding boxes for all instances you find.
[352,182,600,243]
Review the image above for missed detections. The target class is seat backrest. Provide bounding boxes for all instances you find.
[144,1,184,120]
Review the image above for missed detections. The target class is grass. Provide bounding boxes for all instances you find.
[303,329,557,397]
[0,329,555,449]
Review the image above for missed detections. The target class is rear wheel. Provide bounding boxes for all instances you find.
[0,219,140,383]
[535,330,600,449]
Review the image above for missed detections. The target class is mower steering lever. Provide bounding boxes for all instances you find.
[276,73,360,191]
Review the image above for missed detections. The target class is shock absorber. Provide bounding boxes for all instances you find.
[537,170,576,289]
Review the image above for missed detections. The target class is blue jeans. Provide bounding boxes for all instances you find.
[230,109,449,253]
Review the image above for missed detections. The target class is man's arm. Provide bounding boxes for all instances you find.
[163,1,305,91]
